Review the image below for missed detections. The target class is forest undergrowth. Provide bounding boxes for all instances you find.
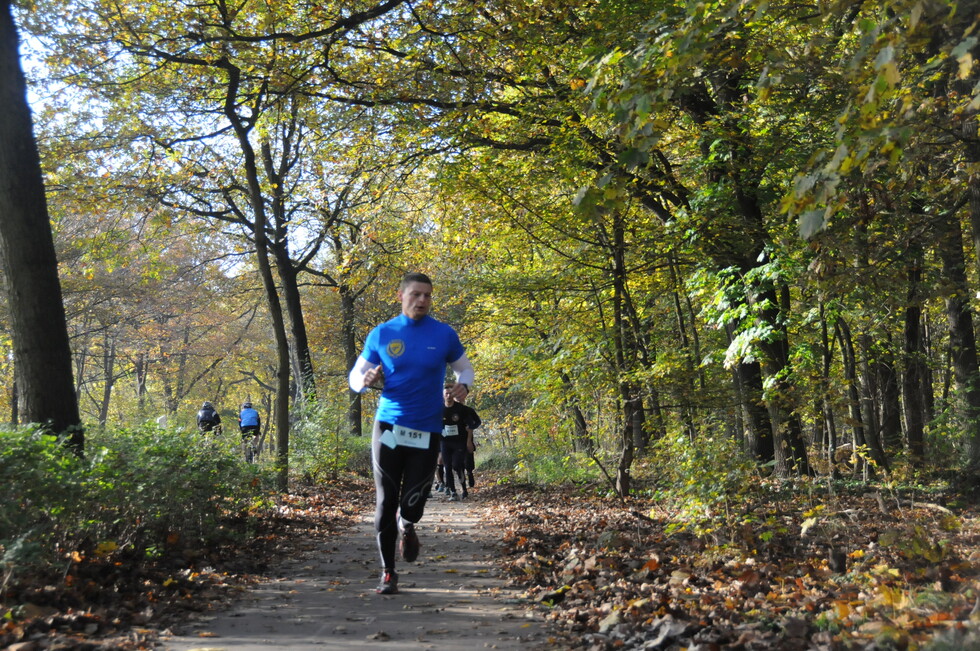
[485,471,980,650]
[0,474,372,650]
[4,455,980,650]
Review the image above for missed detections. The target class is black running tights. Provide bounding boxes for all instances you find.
[372,421,438,571]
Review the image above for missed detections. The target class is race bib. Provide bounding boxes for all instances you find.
[443,424,460,438]
[390,424,431,449]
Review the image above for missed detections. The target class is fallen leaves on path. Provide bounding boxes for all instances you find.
[476,481,980,650]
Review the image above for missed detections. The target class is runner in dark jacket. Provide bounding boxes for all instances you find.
[197,401,221,433]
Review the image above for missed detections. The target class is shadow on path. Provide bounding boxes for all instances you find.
[162,492,549,650]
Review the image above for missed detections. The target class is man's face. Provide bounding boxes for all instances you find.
[444,389,454,407]
[398,281,432,320]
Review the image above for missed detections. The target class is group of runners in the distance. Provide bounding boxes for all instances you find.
[195,400,262,463]
[434,385,481,502]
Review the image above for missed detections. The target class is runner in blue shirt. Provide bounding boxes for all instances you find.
[349,272,474,595]
[238,401,261,463]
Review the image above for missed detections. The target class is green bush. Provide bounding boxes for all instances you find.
[513,451,603,485]
[644,432,759,539]
[289,400,373,480]
[0,424,274,587]
[477,449,519,472]
[298,433,372,481]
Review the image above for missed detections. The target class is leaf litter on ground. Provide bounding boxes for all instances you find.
[5,473,980,651]
[0,476,372,650]
[479,478,980,650]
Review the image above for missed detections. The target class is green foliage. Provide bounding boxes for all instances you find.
[477,449,520,473]
[513,452,602,485]
[0,424,274,586]
[12,0,980,500]
[289,400,372,480]
[923,407,970,465]
[646,433,759,539]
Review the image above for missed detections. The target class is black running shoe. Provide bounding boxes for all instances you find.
[401,523,420,563]
[377,570,398,594]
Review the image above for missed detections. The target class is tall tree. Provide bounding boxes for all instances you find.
[0,0,81,447]
[786,0,980,473]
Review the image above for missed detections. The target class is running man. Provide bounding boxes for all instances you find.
[441,387,480,500]
[197,401,221,434]
[465,405,481,488]
[349,272,474,595]
[238,401,261,463]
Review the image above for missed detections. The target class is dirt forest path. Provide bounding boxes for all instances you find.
[160,494,551,650]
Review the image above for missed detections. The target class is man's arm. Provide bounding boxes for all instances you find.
[467,407,482,430]
[448,353,475,402]
[349,356,382,392]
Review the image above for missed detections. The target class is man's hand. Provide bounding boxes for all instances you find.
[447,382,469,402]
[363,364,384,388]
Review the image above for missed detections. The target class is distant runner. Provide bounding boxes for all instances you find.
[238,401,261,463]
[465,407,481,488]
[197,401,221,434]
[441,388,480,501]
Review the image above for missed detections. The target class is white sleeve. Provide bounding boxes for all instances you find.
[450,352,475,386]
[348,356,375,393]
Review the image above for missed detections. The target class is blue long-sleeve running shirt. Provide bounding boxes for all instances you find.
[360,314,466,433]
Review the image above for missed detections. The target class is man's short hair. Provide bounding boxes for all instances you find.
[400,272,433,289]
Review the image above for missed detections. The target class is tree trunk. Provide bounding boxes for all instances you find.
[923,315,937,423]
[875,347,902,452]
[260,108,316,404]
[836,318,877,478]
[616,391,638,497]
[820,304,841,479]
[630,396,646,452]
[644,381,668,446]
[749,284,810,475]
[71,317,90,403]
[677,75,801,473]
[962,112,980,471]
[936,212,980,470]
[624,270,666,451]
[271,238,317,403]
[340,287,363,436]
[903,249,927,461]
[558,370,593,453]
[98,338,116,427]
[222,63,292,490]
[669,261,698,440]
[0,2,82,449]
[857,333,881,454]
[10,375,18,425]
[731,345,773,463]
[857,332,891,472]
[134,351,148,418]
[609,212,636,494]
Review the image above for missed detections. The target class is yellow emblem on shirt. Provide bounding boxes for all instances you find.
[387,340,405,357]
